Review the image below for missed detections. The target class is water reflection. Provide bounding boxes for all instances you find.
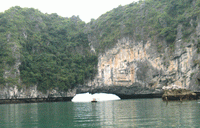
[0,99,199,127]
[72,99,200,127]
[134,99,200,127]
[0,103,38,127]
[72,100,137,127]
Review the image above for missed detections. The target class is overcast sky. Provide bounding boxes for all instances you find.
[0,0,138,23]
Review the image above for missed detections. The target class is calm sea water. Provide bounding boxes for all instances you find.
[0,99,200,128]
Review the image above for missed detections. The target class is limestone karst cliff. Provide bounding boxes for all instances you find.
[1,0,200,99]
[0,7,97,99]
[86,35,200,95]
[84,0,200,95]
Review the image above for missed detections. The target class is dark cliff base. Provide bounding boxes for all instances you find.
[118,93,163,99]
[0,94,163,104]
[0,94,161,104]
[0,92,199,104]
[0,97,73,104]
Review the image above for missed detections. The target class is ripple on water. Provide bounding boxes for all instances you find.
[0,99,200,127]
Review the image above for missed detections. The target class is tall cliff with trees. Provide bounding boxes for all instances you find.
[85,0,200,95]
[0,6,97,98]
[0,0,200,98]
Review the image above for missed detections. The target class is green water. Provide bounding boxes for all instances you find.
[0,99,200,128]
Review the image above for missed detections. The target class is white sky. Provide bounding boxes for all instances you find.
[0,0,138,23]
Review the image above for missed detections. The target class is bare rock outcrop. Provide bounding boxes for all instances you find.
[162,85,198,101]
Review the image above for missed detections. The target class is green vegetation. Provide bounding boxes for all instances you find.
[87,0,200,53]
[197,39,200,53]
[0,6,97,91]
[1,0,200,91]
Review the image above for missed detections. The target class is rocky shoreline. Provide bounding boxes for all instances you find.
[162,85,199,101]
[0,84,199,104]
[0,92,199,104]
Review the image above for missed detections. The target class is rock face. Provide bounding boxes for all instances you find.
[162,85,198,101]
[86,22,200,95]
[1,5,200,99]
[0,84,76,99]
[2,23,200,98]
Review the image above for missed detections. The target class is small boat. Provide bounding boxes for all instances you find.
[91,98,97,103]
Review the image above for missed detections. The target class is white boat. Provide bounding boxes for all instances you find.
[71,92,121,102]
